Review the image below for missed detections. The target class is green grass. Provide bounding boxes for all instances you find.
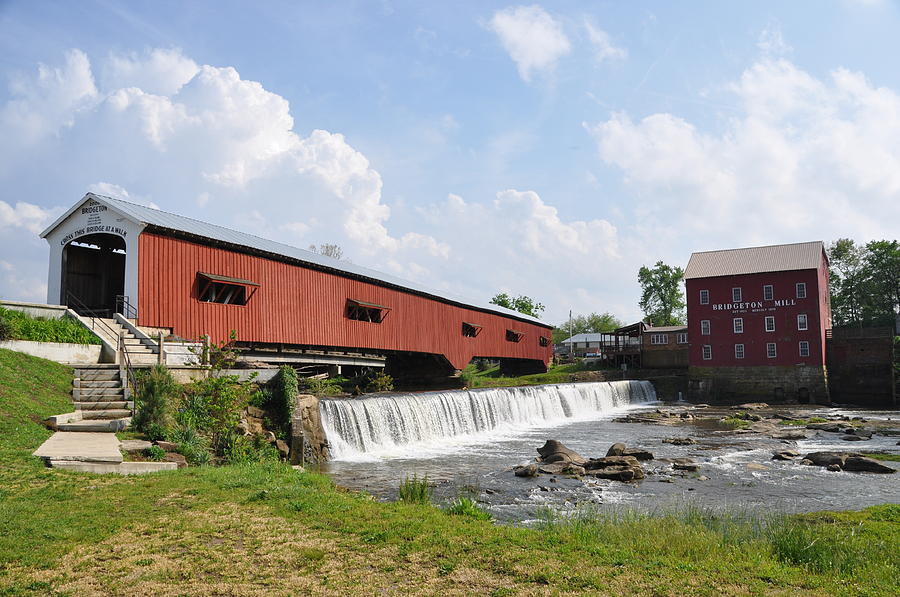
[0,307,100,345]
[1,347,899,596]
[461,361,606,388]
[720,416,752,429]
[779,417,829,426]
[398,473,432,504]
[863,453,900,462]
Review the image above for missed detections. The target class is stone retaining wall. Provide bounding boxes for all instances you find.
[0,340,102,364]
[688,365,828,404]
[290,394,329,465]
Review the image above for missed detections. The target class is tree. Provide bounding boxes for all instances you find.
[828,238,898,328]
[490,293,545,318]
[637,261,685,326]
[552,312,623,343]
[308,243,344,260]
[828,238,866,326]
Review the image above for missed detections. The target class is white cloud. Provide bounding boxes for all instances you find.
[757,24,792,57]
[488,5,571,82]
[0,200,57,234]
[586,56,900,253]
[101,48,199,96]
[584,20,627,63]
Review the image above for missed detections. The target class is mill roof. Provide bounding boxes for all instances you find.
[41,193,550,327]
[684,241,826,280]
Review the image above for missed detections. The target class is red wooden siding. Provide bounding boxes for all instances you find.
[138,232,552,370]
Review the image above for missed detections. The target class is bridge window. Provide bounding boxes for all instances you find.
[198,272,258,305]
[346,299,389,323]
[462,322,482,337]
[506,329,523,343]
[539,336,550,347]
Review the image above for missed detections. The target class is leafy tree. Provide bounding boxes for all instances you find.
[637,261,685,326]
[553,312,623,343]
[828,238,898,328]
[490,293,545,318]
[308,243,344,260]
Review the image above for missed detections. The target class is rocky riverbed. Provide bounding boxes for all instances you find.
[323,401,900,522]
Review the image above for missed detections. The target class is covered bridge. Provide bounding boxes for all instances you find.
[41,193,552,380]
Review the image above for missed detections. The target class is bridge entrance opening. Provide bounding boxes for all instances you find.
[61,233,125,317]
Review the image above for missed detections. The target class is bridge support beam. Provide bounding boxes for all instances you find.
[385,352,463,390]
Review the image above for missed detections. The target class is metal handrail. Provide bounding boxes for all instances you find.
[65,291,120,342]
[66,291,138,412]
[115,295,138,319]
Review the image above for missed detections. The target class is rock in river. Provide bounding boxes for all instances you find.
[514,463,539,478]
[537,440,586,465]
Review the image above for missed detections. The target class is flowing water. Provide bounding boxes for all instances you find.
[320,382,900,522]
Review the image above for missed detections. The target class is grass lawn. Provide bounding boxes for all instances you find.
[461,362,613,389]
[1,347,899,596]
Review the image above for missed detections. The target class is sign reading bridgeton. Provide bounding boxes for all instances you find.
[711,299,798,314]
[59,200,128,245]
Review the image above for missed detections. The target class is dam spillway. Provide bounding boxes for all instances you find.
[319,380,657,460]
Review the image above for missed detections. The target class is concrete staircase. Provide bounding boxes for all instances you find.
[92,318,160,366]
[58,365,132,432]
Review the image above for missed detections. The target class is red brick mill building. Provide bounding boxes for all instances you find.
[685,241,831,403]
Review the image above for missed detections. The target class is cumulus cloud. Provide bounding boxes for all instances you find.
[488,5,571,82]
[586,56,900,251]
[0,200,57,234]
[101,48,199,96]
[584,20,627,63]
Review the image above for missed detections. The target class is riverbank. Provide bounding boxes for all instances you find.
[2,348,899,595]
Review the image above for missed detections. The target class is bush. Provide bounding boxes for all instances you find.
[166,425,211,466]
[303,376,343,396]
[273,365,298,424]
[146,445,166,461]
[398,474,431,504]
[182,373,255,455]
[0,314,12,341]
[133,365,178,438]
[365,371,394,393]
[222,432,280,465]
[444,496,491,521]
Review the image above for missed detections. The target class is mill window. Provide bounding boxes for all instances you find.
[767,343,777,358]
[799,341,810,357]
[735,344,745,359]
[797,314,808,331]
[699,289,709,305]
[732,287,742,302]
[765,316,775,332]
[677,332,688,344]
[796,282,807,299]
[700,320,710,335]
[733,317,744,333]
[702,345,712,360]
[763,285,773,301]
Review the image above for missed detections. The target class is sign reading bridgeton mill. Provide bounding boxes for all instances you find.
[711,299,798,314]
[58,199,129,246]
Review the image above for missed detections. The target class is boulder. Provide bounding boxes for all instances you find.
[803,451,853,467]
[826,464,842,472]
[680,413,694,420]
[605,442,627,457]
[536,440,586,465]
[807,422,853,433]
[771,430,809,440]
[746,463,769,471]
[155,440,177,452]
[584,455,641,470]
[514,463,539,478]
[842,456,896,474]
[164,453,187,468]
[236,419,252,436]
[663,437,697,445]
[622,448,654,461]
[772,450,800,461]
[275,439,290,458]
[246,405,266,419]
[674,462,700,472]
[732,402,768,410]
[120,439,153,454]
[586,466,642,481]
[264,431,277,444]
[841,435,865,442]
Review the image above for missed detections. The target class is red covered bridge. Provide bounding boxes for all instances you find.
[41,193,552,380]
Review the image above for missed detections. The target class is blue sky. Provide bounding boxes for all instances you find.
[1,0,898,324]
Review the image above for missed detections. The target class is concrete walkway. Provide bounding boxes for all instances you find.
[33,432,178,474]
[34,432,123,463]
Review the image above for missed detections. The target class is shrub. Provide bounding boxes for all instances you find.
[365,371,394,393]
[146,445,166,461]
[222,432,279,465]
[133,365,178,438]
[398,474,431,504]
[0,313,12,341]
[182,373,255,454]
[444,496,491,521]
[303,376,343,396]
[166,425,211,466]
[273,365,298,424]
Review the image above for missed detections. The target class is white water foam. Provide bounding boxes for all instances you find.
[320,380,656,461]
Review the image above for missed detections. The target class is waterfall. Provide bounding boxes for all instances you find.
[320,380,656,461]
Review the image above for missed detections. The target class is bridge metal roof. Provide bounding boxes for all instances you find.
[42,193,549,327]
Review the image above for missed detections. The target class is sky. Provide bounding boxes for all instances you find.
[1,0,899,325]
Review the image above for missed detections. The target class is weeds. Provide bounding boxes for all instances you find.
[146,445,166,461]
[0,307,101,344]
[444,497,491,521]
[398,474,432,504]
